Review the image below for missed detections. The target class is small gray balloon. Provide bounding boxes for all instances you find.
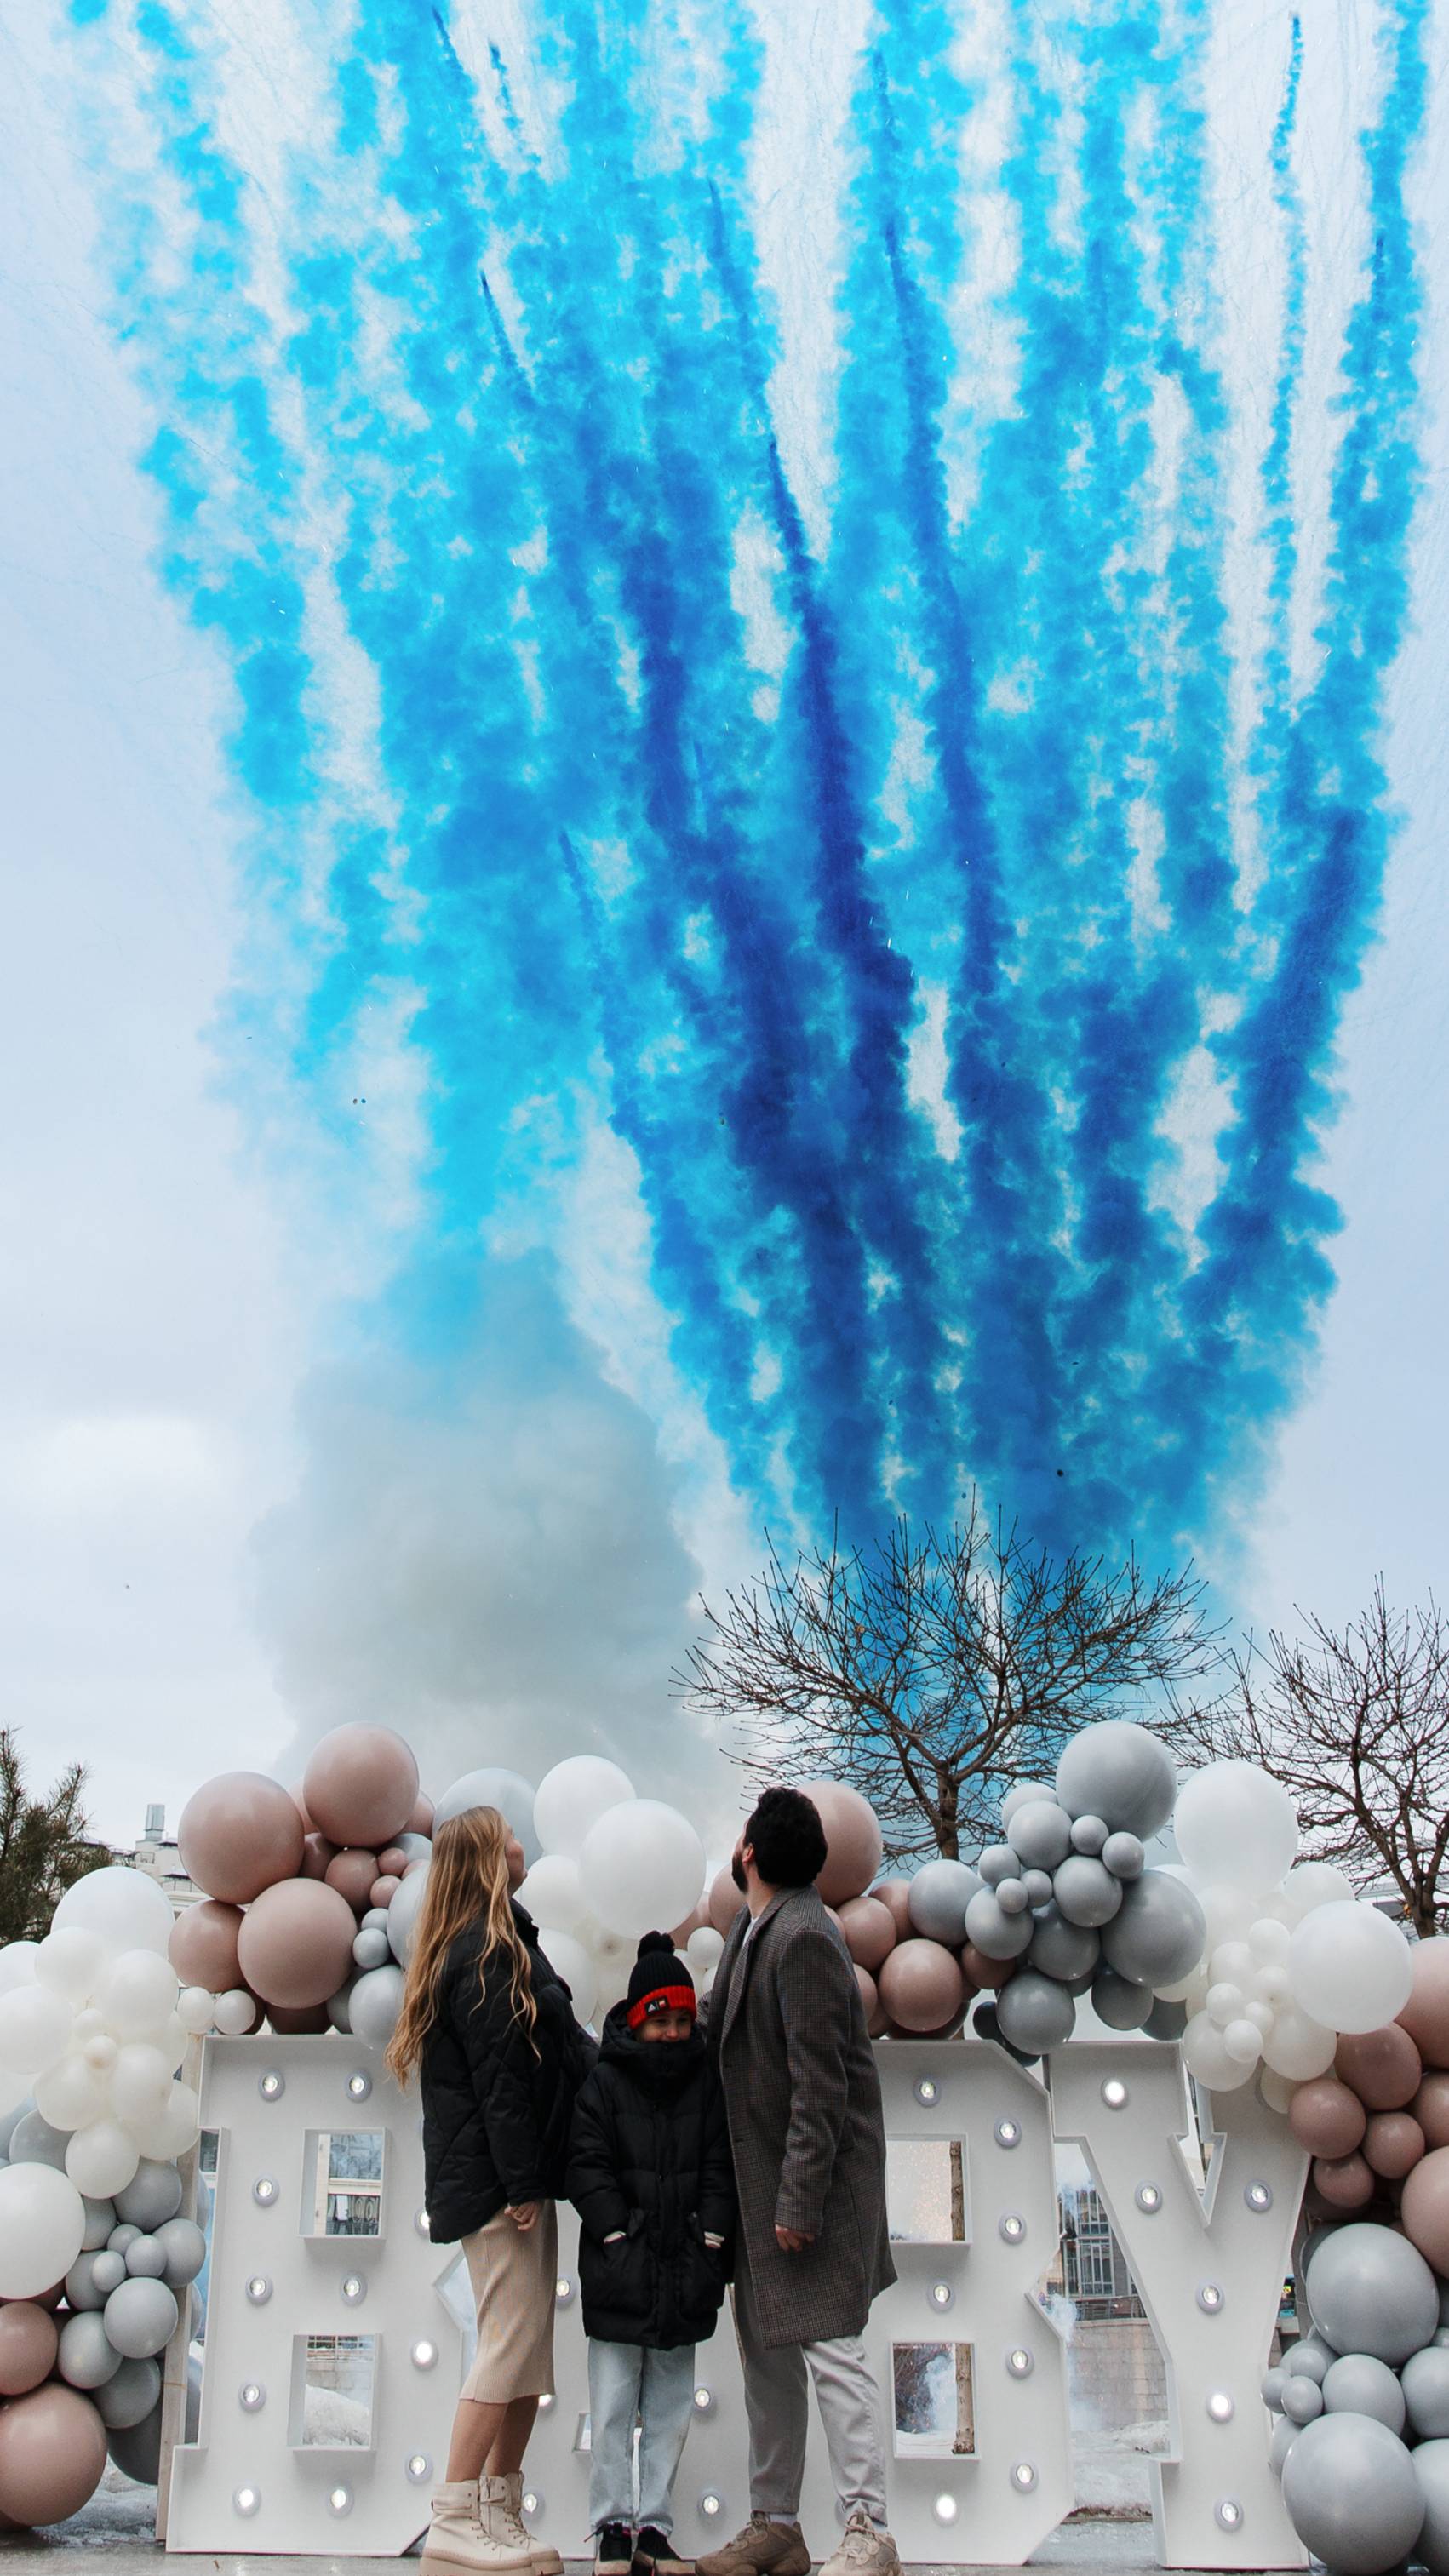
[1004,1799,1073,1872]
[64,2251,110,2312]
[907,1858,983,1944]
[1021,1869,1053,1908]
[1262,2366,1286,2412]
[1286,2341,1330,2384]
[1281,2376,1324,2424]
[125,2235,167,2280]
[81,2194,117,2253]
[1307,2224,1440,2367]
[92,2249,128,2298]
[1091,1966,1154,2031]
[1000,1782,1056,1824]
[107,2223,141,2255]
[58,2310,123,2390]
[1069,1814,1109,1856]
[1144,1996,1188,2041]
[432,1767,538,1860]
[103,2275,179,2361]
[107,2396,163,2487]
[327,1978,354,2033]
[94,2356,161,2432]
[1099,1869,1206,1988]
[352,1925,392,1971]
[1323,2353,1407,2435]
[1268,2414,1297,2477]
[1102,1830,1145,1880]
[1403,2348,1449,2440]
[387,1862,430,1965]
[1413,2437,1449,2576]
[995,1969,1077,2058]
[977,1845,1018,1889]
[1435,2327,1449,2350]
[350,1963,405,2048]
[1028,1902,1101,1984]
[1053,1855,1124,1929]
[964,1887,1035,1961]
[996,1878,1029,1915]
[1055,1720,1178,1838]
[1280,2410,1424,2574]
[8,2108,70,2171]
[114,2159,183,2230]
[390,1831,432,1864]
[360,1907,390,1932]
[152,2217,207,2288]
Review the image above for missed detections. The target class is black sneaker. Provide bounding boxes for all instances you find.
[596,2526,634,2576]
[634,2529,694,2576]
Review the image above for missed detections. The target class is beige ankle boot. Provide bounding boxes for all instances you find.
[489,2472,564,2576]
[422,2478,533,2572]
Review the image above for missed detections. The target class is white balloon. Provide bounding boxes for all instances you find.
[211,1989,256,2037]
[36,1927,106,2002]
[534,1929,598,2023]
[100,1952,180,2041]
[579,1800,706,1938]
[1260,2069,1298,2115]
[685,1926,725,1971]
[0,1942,40,1995]
[129,2082,201,2161]
[1262,2002,1337,2079]
[1250,1916,1292,1964]
[53,1866,175,1956]
[1174,1762,1298,1890]
[33,2051,109,2135]
[1183,2010,1255,2092]
[0,2160,87,2297]
[0,1984,73,2076]
[175,1989,215,2037]
[156,2014,189,2073]
[109,2044,172,2130]
[66,2119,141,2200]
[1281,1860,1358,1918]
[1206,1982,1245,2029]
[1223,2017,1264,2065]
[534,1757,636,1859]
[1288,1899,1414,2035]
[517,1854,588,1932]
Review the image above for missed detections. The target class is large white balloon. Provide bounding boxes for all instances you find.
[1263,2004,1339,2080]
[66,2120,141,2200]
[53,1866,175,1956]
[128,2082,201,2162]
[100,1952,180,2041]
[0,1941,40,1995]
[535,1758,636,1859]
[534,1929,598,2024]
[517,1855,588,1932]
[0,2160,87,2297]
[33,2052,109,2135]
[579,1800,706,1938]
[432,1767,539,1862]
[0,1984,73,2077]
[1174,1761,1298,1891]
[109,2045,173,2131]
[1282,1862,1358,1919]
[35,1928,106,2003]
[1288,1900,1414,2035]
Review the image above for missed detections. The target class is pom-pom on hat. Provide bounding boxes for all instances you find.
[626,1932,696,2029]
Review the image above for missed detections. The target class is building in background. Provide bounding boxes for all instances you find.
[111,1802,201,1910]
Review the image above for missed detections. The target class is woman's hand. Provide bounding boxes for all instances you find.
[507,2201,541,2233]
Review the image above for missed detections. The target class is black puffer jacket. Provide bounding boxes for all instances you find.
[422,1904,593,2245]
[567,2006,736,2348]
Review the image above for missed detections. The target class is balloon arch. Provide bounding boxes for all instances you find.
[3,1724,1449,2574]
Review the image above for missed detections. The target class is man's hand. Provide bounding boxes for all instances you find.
[776,2224,815,2253]
[507,2201,541,2233]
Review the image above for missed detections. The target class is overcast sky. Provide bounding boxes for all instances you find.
[3,1,1446,1852]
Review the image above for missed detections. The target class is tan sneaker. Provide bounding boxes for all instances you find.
[490,2473,564,2576]
[816,2514,898,2576]
[421,2480,533,2572]
[696,2515,811,2576]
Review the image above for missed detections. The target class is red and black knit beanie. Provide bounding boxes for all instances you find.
[625,1932,696,2029]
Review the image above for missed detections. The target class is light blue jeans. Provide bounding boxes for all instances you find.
[587,2338,696,2536]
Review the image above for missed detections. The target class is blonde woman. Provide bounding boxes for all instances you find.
[388,1807,591,2575]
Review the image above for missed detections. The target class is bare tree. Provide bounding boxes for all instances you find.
[1169,1583,1449,1937]
[678,1502,1223,1862]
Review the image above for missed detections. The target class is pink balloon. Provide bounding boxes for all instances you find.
[293,1789,313,1827]
[238,1880,358,2009]
[1363,2110,1426,2180]
[1290,2077,1368,2160]
[1402,2145,1449,2269]
[838,1896,897,1973]
[378,1846,408,1877]
[800,1781,885,1908]
[1416,2073,1449,2149]
[302,1724,420,1850]
[407,1793,435,1837]
[1313,2151,1375,2211]
[1336,2023,1422,2109]
[324,1849,380,1913]
[961,1940,1016,1991]
[266,2001,330,2035]
[707,1865,747,1936]
[300,1832,338,1881]
[0,2385,107,2527]
[878,1937,965,2033]
[177,1772,305,1904]
[670,1905,707,1945]
[872,1878,914,1937]
[369,1875,401,1909]
[1399,1938,1449,2069]
[169,1898,245,1993]
[0,2304,58,2397]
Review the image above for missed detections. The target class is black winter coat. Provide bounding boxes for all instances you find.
[568,2009,736,2349]
[421,1903,592,2245]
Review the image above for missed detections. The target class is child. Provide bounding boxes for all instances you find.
[569,1932,736,2576]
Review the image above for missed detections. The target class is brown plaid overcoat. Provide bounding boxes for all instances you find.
[708,1885,896,2348]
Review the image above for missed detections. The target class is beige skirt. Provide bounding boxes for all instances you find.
[460,2201,558,2402]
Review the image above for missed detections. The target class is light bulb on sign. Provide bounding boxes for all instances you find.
[699,2495,723,2521]
[234,2487,261,2517]
[1215,2500,1244,2533]
[406,2455,432,2485]
[252,2177,278,2208]
[1197,2283,1225,2315]
[1011,2463,1038,2493]
[329,2485,352,2517]
[1101,2078,1127,2109]
[415,2207,432,2238]
[914,2075,939,2107]
[932,2496,959,2527]
[994,2117,1021,2149]
[1005,2348,1034,2379]
[238,2383,266,2413]
[410,2340,438,2370]
[258,2071,284,2103]
[555,2276,575,2304]
[537,2392,555,2412]
[693,2387,714,2414]
[522,2492,541,2518]
[245,2275,272,2306]
[1134,2184,1162,2215]
[340,2275,366,2307]
[1244,2181,1273,2212]
[929,2281,954,2311]
[1206,2391,1234,2424]
[999,2213,1026,2245]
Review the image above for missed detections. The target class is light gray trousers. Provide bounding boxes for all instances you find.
[587,2338,696,2536]
[732,2258,890,2528]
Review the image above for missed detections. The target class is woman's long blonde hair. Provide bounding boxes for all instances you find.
[386,1806,537,2087]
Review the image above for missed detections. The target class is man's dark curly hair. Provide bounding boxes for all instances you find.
[744,1785,828,1890]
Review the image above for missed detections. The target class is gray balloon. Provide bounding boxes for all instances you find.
[94,2356,161,2432]
[152,2217,207,2289]
[103,2276,179,2361]
[91,2249,128,2298]
[1091,1966,1154,2031]
[995,1970,1076,2057]
[432,1767,538,1861]
[360,1907,390,1932]
[390,1831,432,1865]
[1004,1800,1073,1872]
[352,1925,392,1971]
[327,1978,354,2033]
[1055,1720,1177,1838]
[1144,1996,1188,2041]
[0,2095,33,2156]
[1413,2437,1449,2576]
[80,2194,117,2253]
[107,2397,163,2487]
[1102,1831,1145,1880]
[1100,1869,1206,1988]
[1281,2376,1324,2424]
[1021,1869,1054,1908]
[64,2251,110,2312]
[107,2223,141,2255]
[1053,1855,1124,1929]
[1307,2224,1440,2367]
[125,2235,167,2280]
[964,1887,1035,1961]
[387,1862,431,1965]
[8,2108,70,2171]
[1261,2366,1286,2411]
[1440,2274,1449,2327]
[1280,2410,1424,2574]
[996,1878,1029,1915]
[350,1963,405,2048]
[907,1858,983,1944]
[1403,2348,1449,2440]
[976,1845,1018,1889]
[1435,2327,1449,2350]
[1286,2341,1330,2384]
[1268,2414,1297,2477]
[1323,2354,1407,2436]
[1300,2221,1344,2276]
[1028,1903,1100,1984]
[114,2160,183,2230]
[1000,1782,1056,1824]
[1069,1814,1108,1855]
[59,2310,123,2390]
